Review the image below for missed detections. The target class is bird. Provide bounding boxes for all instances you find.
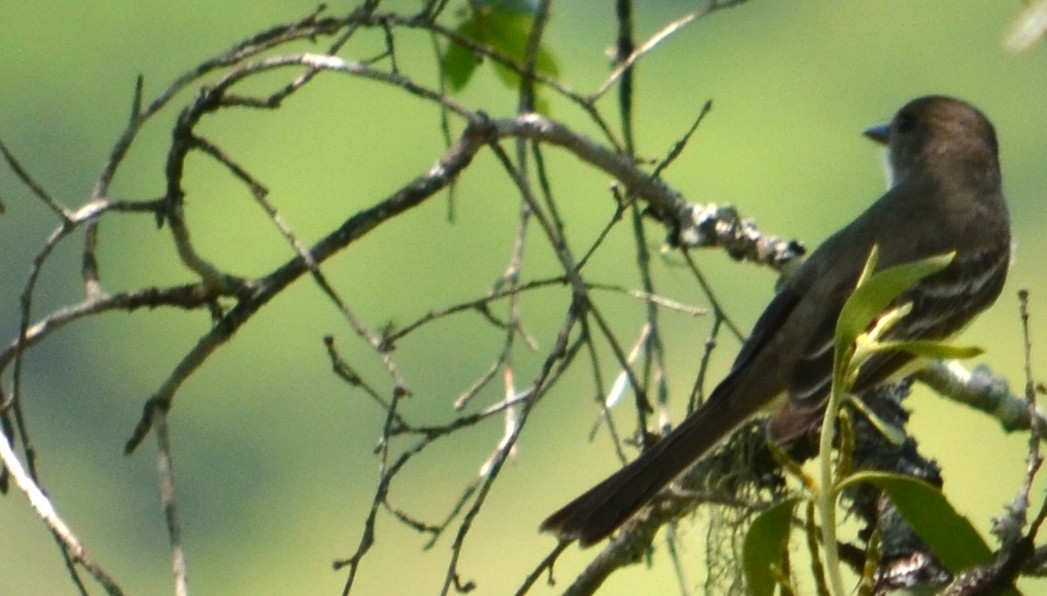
[540,95,1011,547]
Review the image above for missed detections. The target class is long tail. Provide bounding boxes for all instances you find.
[539,386,754,546]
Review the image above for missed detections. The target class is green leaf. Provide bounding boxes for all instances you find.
[489,44,558,85]
[853,243,880,292]
[875,340,984,360]
[441,7,559,99]
[443,18,484,91]
[845,396,908,446]
[480,12,559,81]
[470,0,541,16]
[838,471,993,573]
[743,497,800,596]
[835,249,956,349]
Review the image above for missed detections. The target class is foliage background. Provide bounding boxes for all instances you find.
[0,1,1044,594]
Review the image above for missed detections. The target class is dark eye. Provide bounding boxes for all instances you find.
[895,111,916,134]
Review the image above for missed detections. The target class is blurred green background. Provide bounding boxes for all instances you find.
[1,1,1045,594]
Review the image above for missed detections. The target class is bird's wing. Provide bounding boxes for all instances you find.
[729,281,805,375]
[851,244,1010,393]
[771,238,1009,442]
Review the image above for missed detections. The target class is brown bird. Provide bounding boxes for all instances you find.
[540,96,1011,546]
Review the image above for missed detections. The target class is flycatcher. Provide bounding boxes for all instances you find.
[541,96,1011,546]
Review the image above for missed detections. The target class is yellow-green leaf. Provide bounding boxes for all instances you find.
[875,340,984,360]
[835,249,956,349]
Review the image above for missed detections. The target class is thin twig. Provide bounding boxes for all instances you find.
[152,408,189,596]
[0,415,123,594]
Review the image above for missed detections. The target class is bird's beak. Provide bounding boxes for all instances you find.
[863,122,890,145]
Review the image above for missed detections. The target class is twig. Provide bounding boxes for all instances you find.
[152,408,189,596]
[0,414,124,594]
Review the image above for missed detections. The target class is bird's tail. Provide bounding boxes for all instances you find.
[539,386,753,546]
